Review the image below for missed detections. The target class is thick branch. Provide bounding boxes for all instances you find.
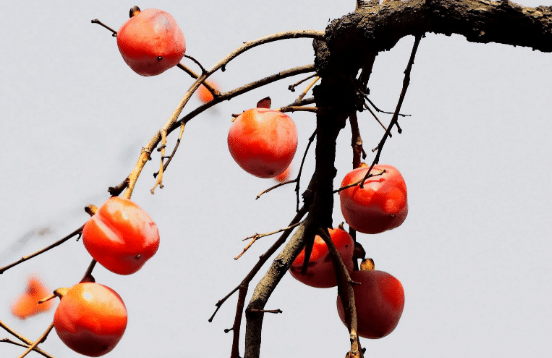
[317,0,552,76]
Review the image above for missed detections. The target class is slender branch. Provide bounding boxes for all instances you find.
[256,180,295,200]
[209,205,308,358]
[0,225,84,274]
[16,322,55,358]
[0,321,54,358]
[294,130,317,212]
[349,113,365,169]
[276,106,318,113]
[91,19,117,36]
[173,64,316,129]
[294,76,320,102]
[361,35,422,186]
[318,228,362,358]
[363,102,391,137]
[288,74,317,92]
[235,222,303,260]
[154,122,186,178]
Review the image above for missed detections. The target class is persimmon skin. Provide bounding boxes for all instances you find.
[197,82,218,103]
[11,276,53,319]
[117,9,186,76]
[54,283,127,357]
[289,228,354,288]
[83,197,160,275]
[337,270,405,339]
[228,108,298,178]
[274,165,292,182]
[339,164,408,234]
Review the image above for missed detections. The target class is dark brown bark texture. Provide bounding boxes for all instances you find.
[243,1,551,357]
[316,0,552,77]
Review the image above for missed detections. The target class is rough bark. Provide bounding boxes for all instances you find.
[242,1,552,357]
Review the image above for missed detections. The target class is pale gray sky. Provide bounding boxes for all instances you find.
[1,1,551,357]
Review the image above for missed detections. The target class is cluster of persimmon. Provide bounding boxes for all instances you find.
[13,5,408,356]
[289,164,408,339]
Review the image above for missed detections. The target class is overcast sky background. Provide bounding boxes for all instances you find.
[1,1,551,357]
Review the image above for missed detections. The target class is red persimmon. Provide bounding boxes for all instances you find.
[54,283,127,357]
[336,269,405,339]
[11,276,53,319]
[83,197,160,275]
[117,8,186,76]
[289,228,354,288]
[339,164,408,234]
[228,108,298,178]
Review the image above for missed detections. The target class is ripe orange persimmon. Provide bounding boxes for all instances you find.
[339,164,408,234]
[289,228,354,288]
[228,108,298,178]
[274,165,292,182]
[54,283,127,357]
[117,7,186,76]
[83,197,160,275]
[11,276,53,319]
[337,269,405,339]
[197,81,218,103]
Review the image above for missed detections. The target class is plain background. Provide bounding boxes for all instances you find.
[1,1,551,357]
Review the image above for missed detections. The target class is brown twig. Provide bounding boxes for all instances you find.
[333,169,386,194]
[91,19,117,36]
[256,180,296,200]
[349,113,366,169]
[288,74,317,92]
[276,106,318,113]
[295,76,320,102]
[235,222,303,260]
[361,34,422,187]
[0,321,54,358]
[248,308,282,314]
[294,130,317,212]
[209,205,308,358]
[0,225,84,274]
[363,102,392,137]
[317,228,363,358]
[154,122,186,178]
[151,130,168,194]
[16,322,55,358]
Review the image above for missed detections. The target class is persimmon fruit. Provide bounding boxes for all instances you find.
[228,108,298,178]
[117,8,186,76]
[336,269,405,339]
[83,197,160,275]
[197,81,218,103]
[289,228,354,288]
[11,276,53,319]
[54,283,127,357]
[274,165,292,182]
[339,164,408,234]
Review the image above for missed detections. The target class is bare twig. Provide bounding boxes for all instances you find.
[333,169,386,194]
[318,228,363,358]
[363,102,392,137]
[276,106,318,113]
[16,322,55,358]
[294,76,320,102]
[361,34,422,187]
[235,222,302,260]
[288,74,317,92]
[0,321,54,358]
[151,130,168,194]
[209,206,308,358]
[256,180,295,200]
[154,122,186,178]
[91,19,117,36]
[0,225,84,274]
